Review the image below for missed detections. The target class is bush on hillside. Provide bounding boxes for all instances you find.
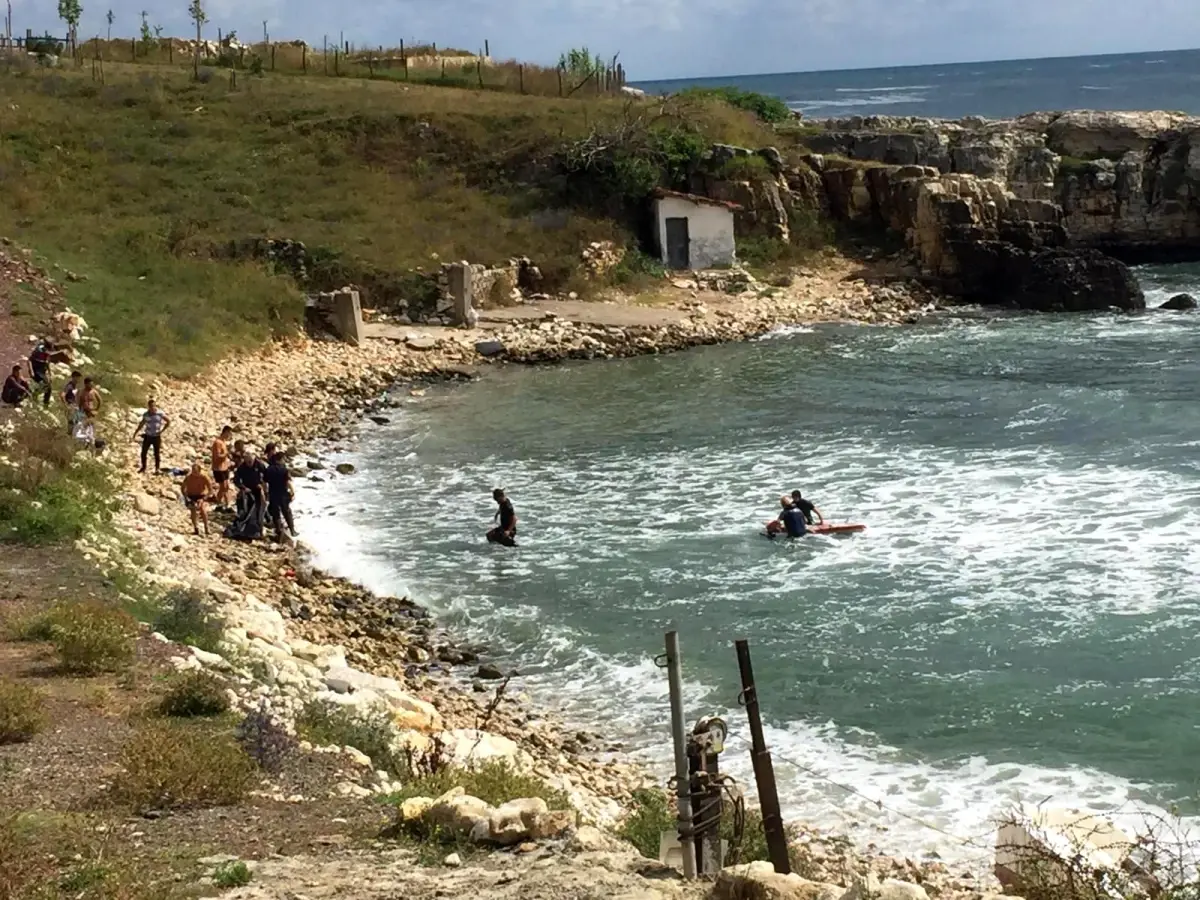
[152,589,224,653]
[48,602,137,674]
[213,860,253,888]
[236,703,297,774]
[158,672,230,718]
[295,700,407,776]
[387,759,571,811]
[0,816,56,900]
[682,86,792,124]
[110,721,256,810]
[0,680,46,745]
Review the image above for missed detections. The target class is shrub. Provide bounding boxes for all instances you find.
[618,788,674,860]
[296,700,407,776]
[236,704,297,774]
[610,250,666,288]
[682,86,792,124]
[48,602,137,674]
[0,816,55,900]
[110,721,256,811]
[719,154,772,180]
[159,672,230,718]
[152,589,224,653]
[388,759,571,811]
[0,680,45,745]
[213,860,252,888]
[3,609,57,642]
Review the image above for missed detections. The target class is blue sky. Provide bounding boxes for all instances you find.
[14,0,1200,80]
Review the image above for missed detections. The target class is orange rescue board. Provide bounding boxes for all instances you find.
[810,523,866,535]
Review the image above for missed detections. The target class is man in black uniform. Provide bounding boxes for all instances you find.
[791,490,824,527]
[487,488,518,547]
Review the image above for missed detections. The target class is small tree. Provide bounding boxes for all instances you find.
[56,0,82,53]
[105,9,113,40]
[138,10,153,52]
[187,0,206,79]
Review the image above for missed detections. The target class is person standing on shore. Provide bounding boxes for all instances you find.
[27,338,53,407]
[487,488,518,547]
[181,462,214,537]
[132,398,171,475]
[79,377,101,421]
[211,425,234,511]
[264,451,297,543]
[232,448,268,537]
[61,370,83,434]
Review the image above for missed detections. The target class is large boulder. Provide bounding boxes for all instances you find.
[951,244,1145,312]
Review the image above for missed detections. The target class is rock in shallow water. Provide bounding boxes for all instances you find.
[1159,293,1198,311]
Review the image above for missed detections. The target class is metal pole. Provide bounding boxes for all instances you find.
[735,639,791,874]
[665,631,697,879]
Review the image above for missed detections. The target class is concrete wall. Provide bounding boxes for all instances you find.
[654,197,736,270]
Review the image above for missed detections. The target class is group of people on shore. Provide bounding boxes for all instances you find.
[168,424,298,544]
[2,340,104,444]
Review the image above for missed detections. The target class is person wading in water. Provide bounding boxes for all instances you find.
[487,488,518,547]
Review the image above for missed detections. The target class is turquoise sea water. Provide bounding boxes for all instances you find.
[300,265,1200,863]
[634,48,1200,119]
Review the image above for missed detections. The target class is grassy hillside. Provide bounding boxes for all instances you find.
[0,60,776,377]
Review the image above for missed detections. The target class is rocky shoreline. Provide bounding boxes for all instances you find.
[83,259,1008,898]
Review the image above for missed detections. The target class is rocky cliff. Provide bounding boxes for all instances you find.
[800,110,1200,262]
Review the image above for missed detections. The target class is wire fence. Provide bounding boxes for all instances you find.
[2,27,630,99]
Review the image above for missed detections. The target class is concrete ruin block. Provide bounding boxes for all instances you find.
[447,262,475,327]
[995,808,1137,896]
[329,290,364,345]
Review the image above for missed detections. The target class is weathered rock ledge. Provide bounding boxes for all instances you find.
[799,109,1200,266]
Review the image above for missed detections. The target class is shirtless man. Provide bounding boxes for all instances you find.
[211,425,234,510]
[79,377,101,420]
[181,462,213,536]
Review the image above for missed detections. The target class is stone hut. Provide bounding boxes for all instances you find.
[651,189,739,270]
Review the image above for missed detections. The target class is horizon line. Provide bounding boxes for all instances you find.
[635,44,1200,86]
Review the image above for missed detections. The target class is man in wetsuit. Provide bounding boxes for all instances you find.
[791,490,824,527]
[777,496,808,538]
[264,451,297,543]
[487,488,517,547]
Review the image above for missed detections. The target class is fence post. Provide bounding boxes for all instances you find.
[663,632,698,880]
[441,59,445,79]
[323,36,327,74]
[402,55,408,80]
[334,48,339,76]
[476,58,482,89]
[271,44,276,71]
[519,64,524,94]
[168,40,173,64]
[130,37,135,61]
[557,66,563,97]
[734,639,791,874]
[368,51,374,77]
[302,44,307,73]
[484,38,489,57]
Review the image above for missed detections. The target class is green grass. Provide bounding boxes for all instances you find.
[0,420,116,546]
[213,860,253,889]
[679,86,793,124]
[151,589,225,653]
[0,62,777,378]
[47,601,138,675]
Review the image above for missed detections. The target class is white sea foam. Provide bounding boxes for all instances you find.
[834,85,936,93]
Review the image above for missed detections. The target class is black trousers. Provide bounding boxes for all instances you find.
[269,496,295,537]
[31,371,51,406]
[140,435,161,472]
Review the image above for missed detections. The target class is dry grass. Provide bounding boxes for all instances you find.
[48,602,138,674]
[0,678,45,744]
[109,720,257,811]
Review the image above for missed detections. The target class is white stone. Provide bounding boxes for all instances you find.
[440,728,524,768]
[190,647,232,670]
[335,781,373,800]
[442,852,462,868]
[426,791,492,838]
[995,808,1133,894]
[342,746,372,768]
[133,492,161,516]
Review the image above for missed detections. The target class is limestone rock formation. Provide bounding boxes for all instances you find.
[799,110,1200,259]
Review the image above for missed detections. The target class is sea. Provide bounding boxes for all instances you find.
[634,47,1200,120]
[297,53,1200,868]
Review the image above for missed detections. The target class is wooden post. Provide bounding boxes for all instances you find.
[323,35,327,74]
[476,58,482,89]
[519,64,524,94]
[403,55,408,79]
[334,48,339,76]
[484,38,489,57]
[230,68,236,89]
[218,27,222,45]
[368,50,374,77]
[735,640,791,874]
[302,44,307,72]
[131,37,135,61]
[441,59,445,79]
[557,66,563,97]
[262,20,268,43]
